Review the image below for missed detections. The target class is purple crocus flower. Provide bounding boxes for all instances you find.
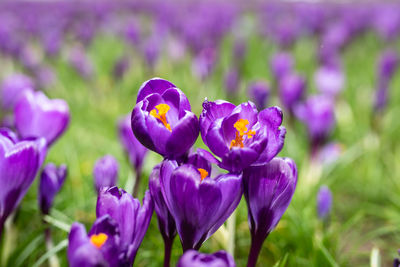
[68,46,93,79]
[279,72,306,114]
[224,68,240,96]
[192,47,218,81]
[314,64,345,97]
[316,142,343,166]
[0,130,45,235]
[233,38,247,65]
[96,186,154,265]
[131,78,199,160]
[118,114,147,173]
[317,185,333,220]
[248,81,270,110]
[177,250,236,267]
[1,74,34,110]
[149,164,176,266]
[68,215,121,267]
[269,52,294,82]
[200,99,286,173]
[93,155,119,192]
[295,95,336,152]
[159,159,242,251]
[14,90,70,146]
[243,157,298,267]
[39,163,67,215]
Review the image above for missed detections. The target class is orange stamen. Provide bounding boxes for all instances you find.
[90,233,108,249]
[230,119,256,149]
[150,103,172,131]
[198,168,209,181]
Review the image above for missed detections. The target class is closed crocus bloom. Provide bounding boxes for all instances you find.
[96,186,154,265]
[39,163,67,215]
[160,160,242,251]
[68,215,121,267]
[68,46,93,79]
[317,185,333,220]
[1,73,34,110]
[248,81,270,110]
[0,130,45,234]
[243,157,297,267]
[93,155,119,192]
[200,100,286,173]
[118,115,147,172]
[131,78,199,160]
[177,250,236,267]
[270,52,294,82]
[149,164,176,267]
[279,72,306,113]
[295,95,335,150]
[14,90,70,146]
[314,64,345,97]
[113,56,130,81]
[192,47,218,81]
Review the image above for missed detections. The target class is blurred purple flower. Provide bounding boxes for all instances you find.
[248,81,270,110]
[68,46,94,79]
[279,72,306,113]
[270,52,294,82]
[14,90,70,146]
[93,155,119,192]
[316,142,343,166]
[1,74,34,110]
[224,68,240,96]
[314,64,345,97]
[192,47,218,80]
[177,250,236,267]
[317,185,333,220]
[113,56,130,81]
[39,163,67,215]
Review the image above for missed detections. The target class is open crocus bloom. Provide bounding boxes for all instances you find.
[177,250,236,267]
[131,78,199,159]
[200,100,286,173]
[160,160,242,251]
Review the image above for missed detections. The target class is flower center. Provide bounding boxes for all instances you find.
[150,103,172,131]
[90,233,108,249]
[198,168,209,181]
[230,119,256,149]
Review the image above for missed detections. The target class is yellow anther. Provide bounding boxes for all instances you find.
[150,103,172,131]
[90,233,108,249]
[198,168,209,181]
[230,119,256,149]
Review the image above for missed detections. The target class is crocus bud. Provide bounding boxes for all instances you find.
[160,160,242,251]
[96,186,154,265]
[295,95,336,151]
[68,46,93,79]
[233,38,247,64]
[131,78,199,160]
[14,90,70,146]
[192,47,218,81]
[270,52,294,82]
[248,81,270,110]
[243,157,297,267]
[317,185,332,220]
[200,100,286,173]
[0,130,45,234]
[1,74,34,110]
[113,56,130,81]
[93,155,119,192]
[177,250,236,267]
[39,163,67,215]
[118,115,147,172]
[378,49,398,82]
[279,72,306,113]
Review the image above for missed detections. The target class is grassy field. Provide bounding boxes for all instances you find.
[2,29,400,267]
